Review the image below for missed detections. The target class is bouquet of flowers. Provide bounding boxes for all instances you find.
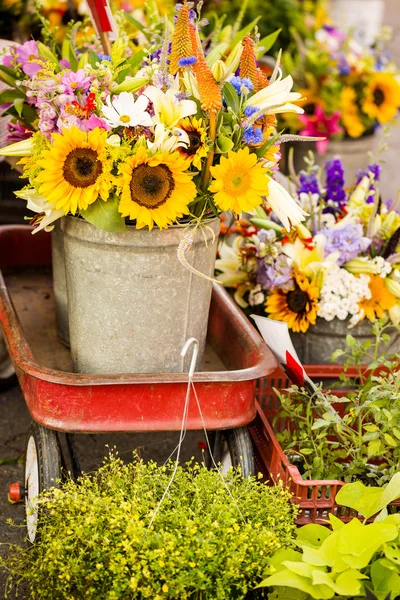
[281,23,400,153]
[216,157,400,333]
[0,0,307,239]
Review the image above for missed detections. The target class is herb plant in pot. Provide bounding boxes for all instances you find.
[0,3,307,374]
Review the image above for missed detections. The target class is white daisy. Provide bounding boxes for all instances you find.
[102,92,153,128]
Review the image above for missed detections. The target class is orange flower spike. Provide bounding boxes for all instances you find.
[189,24,222,112]
[239,36,259,88]
[255,67,270,92]
[169,2,193,75]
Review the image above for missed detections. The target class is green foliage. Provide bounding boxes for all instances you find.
[81,195,127,233]
[260,475,400,599]
[1,455,298,599]
[275,320,400,485]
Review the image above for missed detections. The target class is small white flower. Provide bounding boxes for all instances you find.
[102,92,153,128]
[249,285,265,306]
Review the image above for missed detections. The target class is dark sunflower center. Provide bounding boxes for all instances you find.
[186,131,202,155]
[129,163,175,209]
[286,287,308,313]
[373,87,385,107]
[303,102,315,115]
[63,148,102,188]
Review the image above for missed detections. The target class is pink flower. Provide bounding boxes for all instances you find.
[61,70,91,94]
[15,40,42,77]
[6,121,33,143]
[299,105,342,154]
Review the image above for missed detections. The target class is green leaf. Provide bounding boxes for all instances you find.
[255,130,282,159]
[0,89,24,103]
[368,439,382,457]
[392,427,400,440]
[336,473,400,520]
[364,424,379,432]
[14,98,24,117]
[328,514,345,531]
[256,29,282,57]
[311,419,330,430]
[231,16,261,48]
[313,568,365,596]
[384,433,398,447]
[124,12,147,34]
[345,334,356,347]
[371,558,400,595]
[0,64,18,86]
[297,524,331,549]
[127,49,146,71]
[81,196,126,233]
[257,569,334,598]
[222,82,239,114]
[206,42,229,67]
[330,349,345,362]
[267,588,309,600]
[216,134,234,153]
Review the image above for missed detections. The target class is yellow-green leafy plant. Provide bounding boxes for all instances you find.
[1,455,298,599]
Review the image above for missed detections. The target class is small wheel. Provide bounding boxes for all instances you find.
[24,422,61,543]
[0,331,17,392]
[207,427,255,478]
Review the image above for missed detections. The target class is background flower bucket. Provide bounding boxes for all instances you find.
[328,0,384,47]
[282,133,377,186]
[291,316,400,364]
[62,217,220,374]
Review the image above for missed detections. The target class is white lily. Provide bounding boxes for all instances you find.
[0,137,33,157]
[15,189,64,234]
[147,123,189,154]
[143,85,197,128]
[102,92,153,128]
[215,237,248,287]
[245,73,303,115]
[264,177,308,231]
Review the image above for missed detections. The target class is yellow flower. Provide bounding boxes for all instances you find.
[265,271,319,333]
[359,275,397,321]
[341,87,365,138]
[118,146,196,230]
[209,148,268,214]
[35,126,112,215]
[362,73,400,124]
[177,117,208,169]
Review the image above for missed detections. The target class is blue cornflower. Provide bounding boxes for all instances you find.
[298,173,320,196]
[230,76,254,95]
[178,56,197,67]
[244,106,260,117]
[243,126,263,145]
[337,52,350,76]
[97,54,111,62]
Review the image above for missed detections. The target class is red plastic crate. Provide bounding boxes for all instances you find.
[249,365,400,525]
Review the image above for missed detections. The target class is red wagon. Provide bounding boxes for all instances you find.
[0,225,276,541]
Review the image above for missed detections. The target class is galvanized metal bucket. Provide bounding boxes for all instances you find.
[62,216,220,374]
[292,317,400,364]
[51,220,70,347]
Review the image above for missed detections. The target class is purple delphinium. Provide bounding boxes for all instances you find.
[298,172,321,196]
[324,158,346,210]
[320,223,371,265]
[355,163,380,204]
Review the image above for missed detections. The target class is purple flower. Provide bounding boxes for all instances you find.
[243,126,263,145]
[298,172,320,196]
[6,121,33,143]
[230,76,254,95]
[257,254,294,292]
[178,56,197,67]
[61,70,91,94]
[15,40,42,77]
[336,52,350,75]
[320,223,371,265]
[244,106,260,117]
[325,158,346,208]
[355,163,380,204]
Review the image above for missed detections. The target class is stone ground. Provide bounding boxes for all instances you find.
[1,1,400,596]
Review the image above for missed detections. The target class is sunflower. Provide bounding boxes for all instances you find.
[265,271,319,333]
[358,275,397,321]
[35,126,112,215]
[341,87,365,138]
[209,147,269,215]
[118,146,196,230]
[177,117,208,169]
[362,73,400,124]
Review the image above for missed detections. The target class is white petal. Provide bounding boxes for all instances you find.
[265,177,308,231]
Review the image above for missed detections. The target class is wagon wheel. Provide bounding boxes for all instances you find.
[207,427,255,478]
[24,422,62,543]
[0,331,17,392]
